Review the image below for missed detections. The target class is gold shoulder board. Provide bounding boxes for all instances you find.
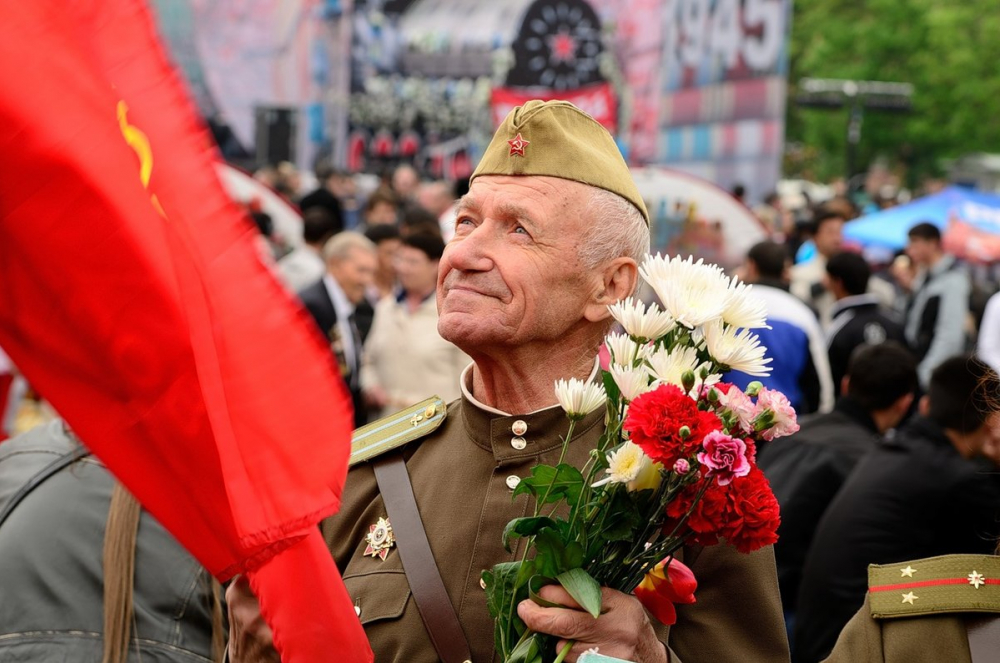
[350,396,447,467]
[868,554,1000,619]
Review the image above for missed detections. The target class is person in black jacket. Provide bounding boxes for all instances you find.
[758,342,917,630]
[824,252,907,398]
[793,355,1000,663]
[298,231,377,428]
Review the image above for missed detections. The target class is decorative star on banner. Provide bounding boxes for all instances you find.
[508,133,530,157]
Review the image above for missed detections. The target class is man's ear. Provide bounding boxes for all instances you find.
[584,257,639,323]
[896,392,915,416]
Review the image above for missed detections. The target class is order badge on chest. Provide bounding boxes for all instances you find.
[364,516,395,561]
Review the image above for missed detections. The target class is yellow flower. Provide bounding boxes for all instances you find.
[593,442,663,492]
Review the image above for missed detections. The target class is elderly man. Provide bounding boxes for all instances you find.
[298,232,378,428]
[228,101,788,663]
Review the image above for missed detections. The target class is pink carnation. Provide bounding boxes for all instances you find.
[717,385,757,434]
[673,458,690,475]
[696,431,751,486]
[756,387,799,441]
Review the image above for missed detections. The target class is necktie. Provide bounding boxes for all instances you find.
[347,312,362,389]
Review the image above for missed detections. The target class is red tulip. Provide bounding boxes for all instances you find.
[634,557,698,625]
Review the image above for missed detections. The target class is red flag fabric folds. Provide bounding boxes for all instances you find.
[0,0,371,660]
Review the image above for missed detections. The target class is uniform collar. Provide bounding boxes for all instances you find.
[458,358,605,463]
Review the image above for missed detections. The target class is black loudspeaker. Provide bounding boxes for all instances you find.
[254,106,297,165]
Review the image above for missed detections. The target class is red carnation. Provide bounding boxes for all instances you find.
[664,479,728,547]
[625,384,722,467]
[721,467,781,553]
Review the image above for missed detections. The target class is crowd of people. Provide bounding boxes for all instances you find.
[2,106,1000,662]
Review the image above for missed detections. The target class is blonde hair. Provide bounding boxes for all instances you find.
[322,231,376,263]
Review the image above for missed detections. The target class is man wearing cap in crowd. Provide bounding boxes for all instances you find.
[227,101,789,662]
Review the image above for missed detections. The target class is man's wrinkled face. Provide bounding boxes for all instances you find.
[328,247,377,305]
[436,176,600,352]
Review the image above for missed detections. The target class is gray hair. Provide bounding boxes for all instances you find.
[578,187,650,274]
[322,231,376,262]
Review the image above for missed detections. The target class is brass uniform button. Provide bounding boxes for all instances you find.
[511,436,527,450]
[512,420,528,436]
[506,475,521,490]
[354,604,362,617]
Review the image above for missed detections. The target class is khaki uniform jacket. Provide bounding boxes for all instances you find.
[823,555,1000,663]
[321,394,790,662]
[824,594,999,663]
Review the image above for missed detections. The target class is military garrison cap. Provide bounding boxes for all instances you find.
[868,554,1000,619]
[471,100,649,225]
[350,396,447,466]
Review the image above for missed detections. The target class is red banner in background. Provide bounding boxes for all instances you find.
[491,82,618,132]
[0,1,370,660]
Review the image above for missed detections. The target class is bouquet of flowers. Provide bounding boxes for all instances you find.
[482,255,798,663]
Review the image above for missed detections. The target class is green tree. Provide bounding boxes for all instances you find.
[786,0,1000,185]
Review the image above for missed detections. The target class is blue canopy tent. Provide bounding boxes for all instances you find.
[844,187,1000,261]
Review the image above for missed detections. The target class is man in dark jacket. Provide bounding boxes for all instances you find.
[824,251,907,397]
[794,355,1000,663]
[758,342,917,631]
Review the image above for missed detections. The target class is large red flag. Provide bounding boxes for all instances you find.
[0,1,371,660]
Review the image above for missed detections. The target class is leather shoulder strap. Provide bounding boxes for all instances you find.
[0,445,90,529]
[373,453,472,663]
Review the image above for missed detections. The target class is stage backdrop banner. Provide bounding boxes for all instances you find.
[0,1,371,660]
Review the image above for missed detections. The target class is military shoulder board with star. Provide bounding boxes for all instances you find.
[349,396,447,467]
[868,554,1000,618]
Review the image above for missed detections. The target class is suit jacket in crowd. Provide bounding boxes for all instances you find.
[299,277,374,428]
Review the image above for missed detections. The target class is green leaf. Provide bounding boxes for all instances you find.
[562,540,585,569]
[556,568,603,619]
[502,516,558,553]
[599,487,642,541]
[512,464,585,508]
[507,632,542,663]
[533,527,567,578]
[601,369,620,404]
[528,576,563,609]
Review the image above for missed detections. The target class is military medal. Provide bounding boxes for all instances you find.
[364,516,395,560]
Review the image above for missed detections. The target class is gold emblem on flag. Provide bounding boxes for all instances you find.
[364,517,395,561]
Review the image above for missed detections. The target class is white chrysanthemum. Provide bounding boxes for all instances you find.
[702,321,772,376]
[646,346,702,386]
[605,332,649,366]
[554,378,607,420]
[609,363,653,402]
[592,442,662,492]
[640,254,730,328]
[608,297,675,342]
[722,279,770,330]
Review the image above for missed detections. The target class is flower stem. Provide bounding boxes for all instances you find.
[553,640,574,663]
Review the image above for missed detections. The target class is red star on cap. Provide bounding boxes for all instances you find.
[507,133,530,157]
